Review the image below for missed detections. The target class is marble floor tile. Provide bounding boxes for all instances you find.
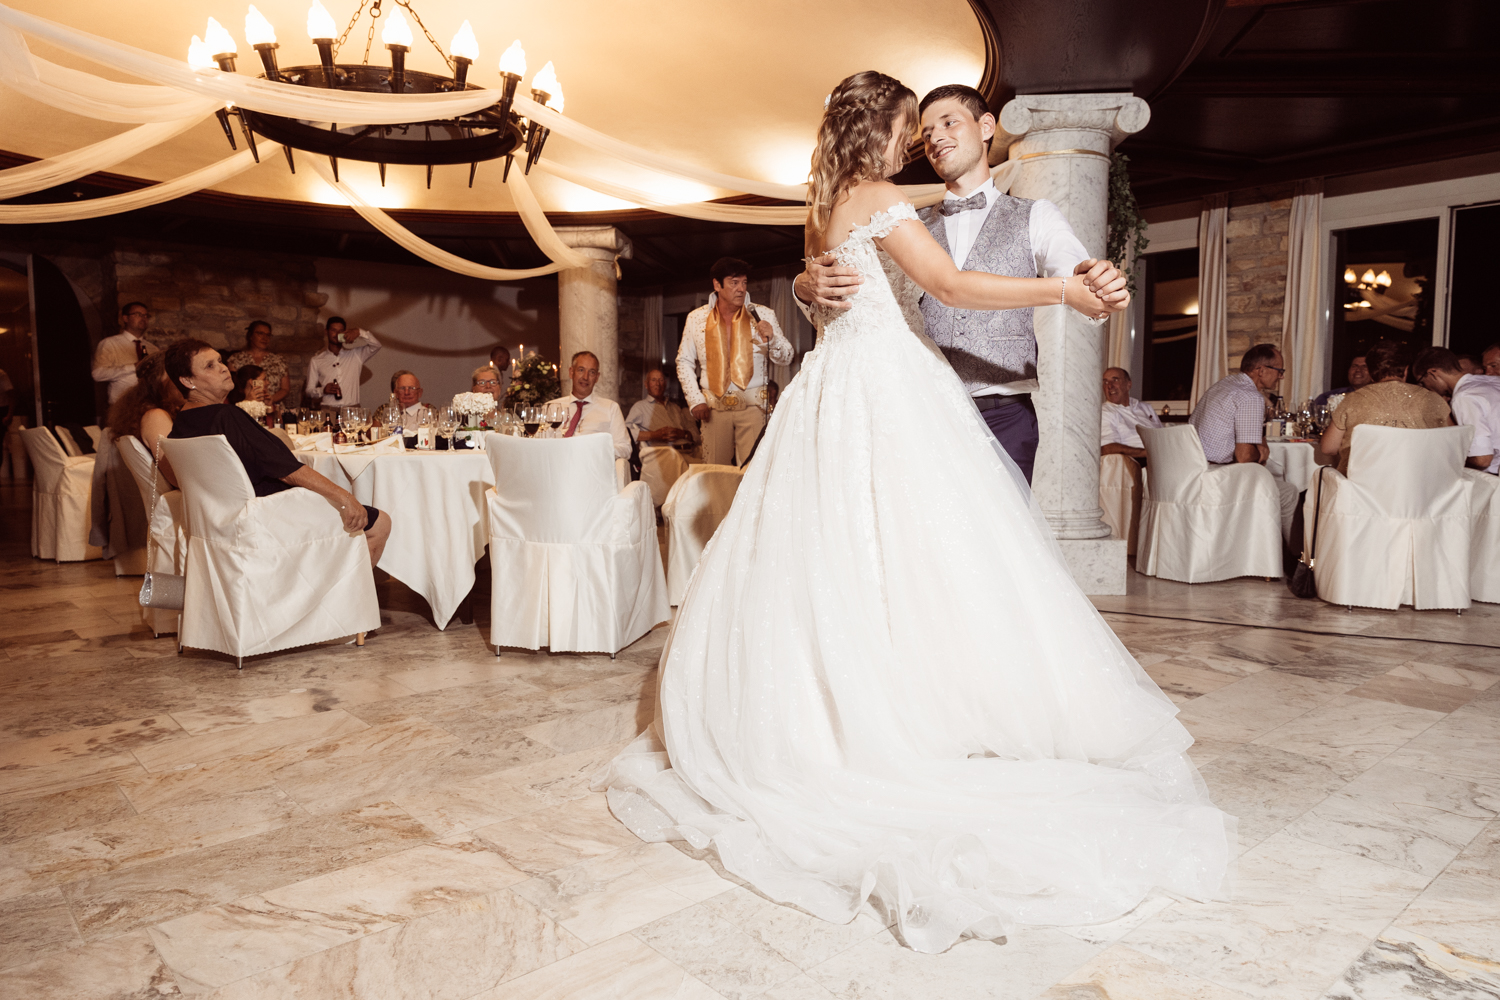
[150,835,528,991]
[1284,761,1498,876]
[764,974,839,1000]
[1142,658,1243,704]
[0,887,83,971]
[131,708,371,773]
[0,929,177,1000]
[0,782,134,843]
[59,801,433,941]
[0,751,147,800]
[1322,926,1500,1000]
[511,841,735,945]
[1197,744,1349,851]
[805,926,1101,1000]
[1039,943,1256,999]
[168,676,420,734]
[1176,671,1349,745]
[384,757,556,838]
[1385,660,1500,690]
[1122,831,1431,1000]
[1056,893,1178,947]
[208,887,589,1000]
[470,932,722,1000]
[0,715,185,769]
[704,885,889,972]
[471,793,641,876]
[1346,675,1479,714]
[483,739,636,812]
[633,902,804,999]
[1384,705,1500,783]
[1252,695,1446,780]
[1389,820,1500,965]
[521,700,652,755]
[383,661,531,694]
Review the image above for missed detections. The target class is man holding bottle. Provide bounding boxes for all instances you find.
[305,316,382,408]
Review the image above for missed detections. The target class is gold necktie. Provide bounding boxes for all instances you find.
[704,304,754,398]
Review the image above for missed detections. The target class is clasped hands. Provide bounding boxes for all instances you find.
[799,258,1131,316]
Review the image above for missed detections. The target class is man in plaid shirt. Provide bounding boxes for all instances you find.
[1191,344,1300,545]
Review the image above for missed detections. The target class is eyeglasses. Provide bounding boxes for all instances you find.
[473,379,500,387]
[1262,366,1286,375]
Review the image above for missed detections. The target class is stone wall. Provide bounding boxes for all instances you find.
[112,240,328,396]
[1224,189,1293,366]
[616,293,647,411]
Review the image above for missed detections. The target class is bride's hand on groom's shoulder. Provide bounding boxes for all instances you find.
[795,257,863,311]
[1073,258,1131,313]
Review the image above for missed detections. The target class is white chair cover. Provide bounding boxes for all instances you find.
[119,434,186,635]
[1466,470,1500,604]
[1098,454,1143,556]
[159,435,380,659]
[662,464,744,605]
[1309,425,1473,610]
[639,443,692,507]
[484,432,668,654]
[20,426,100,561]
[83,424,102,449]
[1136,425,1283,583]
[52,425,83,457]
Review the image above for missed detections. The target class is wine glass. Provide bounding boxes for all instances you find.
[545,400,567,436]
[436,407,458,450]
[521,405,542,438]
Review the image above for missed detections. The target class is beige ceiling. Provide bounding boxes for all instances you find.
[0,0,985,214]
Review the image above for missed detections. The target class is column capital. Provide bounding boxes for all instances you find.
[999,92,1150,153]
[553,224,633,261]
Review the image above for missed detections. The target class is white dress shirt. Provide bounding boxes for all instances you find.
[677,295,795,411]
[304,329,382,407]
[548,391,631,460]
[401,402,435,423]
[1101,397,1164,450]
[91,332,159,402]
[941,179,1091,277]
[625,397,699,444]
[1451,373,1500,473]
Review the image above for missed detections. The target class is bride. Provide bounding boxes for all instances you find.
[600,71,1233,954]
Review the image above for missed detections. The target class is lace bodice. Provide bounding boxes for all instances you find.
[811,202,925,348]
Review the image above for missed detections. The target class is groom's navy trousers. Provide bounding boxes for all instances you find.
[977,395,1039,485]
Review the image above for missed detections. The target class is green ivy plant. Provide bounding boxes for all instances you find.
[1106,152,1149,296]
[504,354,562,408]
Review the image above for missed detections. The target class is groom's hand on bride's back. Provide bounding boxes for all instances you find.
[794,258,863,311]
[1073,259,1131,313]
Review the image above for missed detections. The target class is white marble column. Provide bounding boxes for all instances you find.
[555,226,632,402]
[999,93,1150,595]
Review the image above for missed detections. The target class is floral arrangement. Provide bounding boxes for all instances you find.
[236,400,268,419]
[451,392,498,420]
[506,354,561,408]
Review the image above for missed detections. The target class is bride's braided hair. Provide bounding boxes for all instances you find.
[807,71,919,235]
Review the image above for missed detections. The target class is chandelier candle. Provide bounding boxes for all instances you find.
[382,9,413,94]
[449,20,478,90]
[245,5,281,81]
[307,0,338,85]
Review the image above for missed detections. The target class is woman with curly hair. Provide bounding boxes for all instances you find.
[107,351,184,484]
[601,71,1232,953]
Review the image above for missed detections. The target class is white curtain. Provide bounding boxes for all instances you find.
[642,293,664,392]
[769,275,802,388]
[1190,195,1229,410]
[1282,179,1324,408]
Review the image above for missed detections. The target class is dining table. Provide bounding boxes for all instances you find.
[292,443,494,629]
[1266,438,1326,492]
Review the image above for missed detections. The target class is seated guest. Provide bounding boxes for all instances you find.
[766,379,781,411]
[1190,343,1299,543]
[471,365,505,406]
[164,339,392,561]
[225,321,290,405]
[1319,340,1451,474]
[488,345,514,401]
[107,352,185,482]
[391,370,433,422]
[1314,355,1371,406]
[626,369,699,447]
[1413,346,1500,474]
[546,351,631,460]
[1483,343,1500,377]
[1458,354,1484,376]
[227,365,268,406]
[1100,367,1162,461]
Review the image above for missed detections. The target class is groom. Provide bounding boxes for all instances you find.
[796,84,1129,483]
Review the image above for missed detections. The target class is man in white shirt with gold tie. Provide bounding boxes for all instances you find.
[546,351,631,460]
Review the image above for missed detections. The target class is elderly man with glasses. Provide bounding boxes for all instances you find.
[1190,343,1300,545]
[92,302,160,403]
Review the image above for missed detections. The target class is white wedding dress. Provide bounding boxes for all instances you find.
[600,202,1233,954]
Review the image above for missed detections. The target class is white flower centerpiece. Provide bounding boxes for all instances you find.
[236,400,269,420]
[451,391,497,450]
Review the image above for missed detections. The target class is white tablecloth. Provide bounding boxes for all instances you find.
[294,450,494,629]
[1267,440,1318,492]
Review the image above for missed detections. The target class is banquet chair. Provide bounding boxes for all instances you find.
[83,425,102,449]
[51,425,84,457]
[1098,454,1143,556]
[20,426,100,562]
[640,443,692,508]
[663,464,743,605]
[484,432,668,656]
[159,435,379,668]
[1309,425,1473,611]
[119,435,187,636]
[1466,470,1500,604]
[1135,425,1282,583]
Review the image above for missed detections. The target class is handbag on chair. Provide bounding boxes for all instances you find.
[139,439,186,611]
[1288,467,1327,599]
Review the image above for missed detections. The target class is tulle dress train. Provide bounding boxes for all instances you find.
[598,202,1234,954]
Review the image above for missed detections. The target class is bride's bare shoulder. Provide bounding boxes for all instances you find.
[845,179,905,210]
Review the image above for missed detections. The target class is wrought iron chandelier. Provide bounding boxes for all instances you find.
[187,0,563,187]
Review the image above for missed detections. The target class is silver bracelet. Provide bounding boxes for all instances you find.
[1060,276,1067,306]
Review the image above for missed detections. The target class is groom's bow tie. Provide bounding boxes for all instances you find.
[938,193,987,217]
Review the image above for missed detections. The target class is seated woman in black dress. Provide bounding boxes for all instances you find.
[163,339,392,565]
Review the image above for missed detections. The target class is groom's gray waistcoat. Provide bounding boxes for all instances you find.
[918,195,1037,394]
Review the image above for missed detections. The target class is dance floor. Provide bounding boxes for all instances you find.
[1,481,1497,1000]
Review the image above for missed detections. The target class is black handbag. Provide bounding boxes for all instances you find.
[1287,467,1327,599]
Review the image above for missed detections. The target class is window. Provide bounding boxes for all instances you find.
[1139,247,1199,404]
[1330,217,1438,385]
[1449,202,1500,360]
